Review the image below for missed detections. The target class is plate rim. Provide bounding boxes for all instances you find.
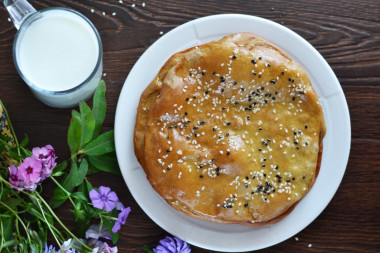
[115,13,351,252]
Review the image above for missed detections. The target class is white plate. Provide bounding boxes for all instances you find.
[115,14,351,252]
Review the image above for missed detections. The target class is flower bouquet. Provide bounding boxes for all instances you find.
[0,81,191,253]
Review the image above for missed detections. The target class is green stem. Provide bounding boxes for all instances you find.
[32,192,91,251]
[49,176,76,208]
[0,201,31,243]
[36,199,63,251]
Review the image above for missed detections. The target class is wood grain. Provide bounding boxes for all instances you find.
[0,0,379,252]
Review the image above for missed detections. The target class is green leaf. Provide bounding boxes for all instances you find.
[83,130,115,156]
[142,245,155,253]
[19,134,29,147]
[79,101,95,148]
[74,158,88,187]
[0,143,5,153]
[67,110,81,155]
[0,211,14,242]
[88,153,120,175]
[103,217,119,244]
[52,161,68,174]
[50,161,78,208]
[2,198,22,209]
[8,147,22,160]
[92,80,106,138]
[71,191,88,202]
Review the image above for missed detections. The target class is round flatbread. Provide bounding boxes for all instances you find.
[134,33,326,226]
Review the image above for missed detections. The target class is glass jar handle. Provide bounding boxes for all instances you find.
[4,0,37,30]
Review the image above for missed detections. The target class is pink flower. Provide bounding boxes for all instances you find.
[9,165,20,187]
[18,157,42,183]
[32,145,57,180]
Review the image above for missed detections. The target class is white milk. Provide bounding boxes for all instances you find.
[17,9,99,92]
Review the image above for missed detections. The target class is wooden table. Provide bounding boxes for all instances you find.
[0,0,379,252]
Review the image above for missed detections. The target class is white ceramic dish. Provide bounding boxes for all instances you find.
[115,14,351,252]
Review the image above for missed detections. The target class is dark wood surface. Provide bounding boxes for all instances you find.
[1,0,379,252]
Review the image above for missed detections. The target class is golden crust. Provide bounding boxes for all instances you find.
[134,33,326,226]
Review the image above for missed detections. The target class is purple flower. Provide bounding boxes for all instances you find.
[153,236,191,253]
[92,242,118,253]
[8,165,20,187]
[32,145,57,180]
[112,206,131,233]
[86,224,112,241]
[89,186,119,211]
[44,243,56,253]
[17,157,42,183]
[58,238,76,253]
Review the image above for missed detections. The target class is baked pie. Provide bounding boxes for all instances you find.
[134,33,326,226]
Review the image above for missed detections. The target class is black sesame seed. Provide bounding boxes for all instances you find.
[193,96,196,99]
[296,147,299,150]
[193,126,198,131]
[292,177,295,181]
[205,90,209,95]
[226,122,231,125]
[294,140,299,145]
[212,159,215,163]
[234,82,237,86]
[267,139,271,143]
[293,131,297,135]
[292,97,295,101]
[186,136,190,140]
[258,148,262,152]
[174,125,177,128]
[189,72,193,77]
[261,87,265,91]
[226,132,230,136]
[202,71,205,76]
[213,127,216,131]
[167,167,170,170]
[263,158,267,161]
[288,78,292,82]
[258,74,261,78]
[278,179,282,183]
[246,176,249,180]
[263,173,266,177]
[305,125,308,129]
[266,182,271,188]
[275,91,278,95]
[252,71,256,76]
[216,167,221,172]
[166,150,170,153]
[241,88,245,92]
[232,55,237,60]
[222,107,226,110]
[259,127,262,131]
[168,126,173,129]
[200,175,203,178]
[292,79,295,83]
[185,97,189,101]
[275,166,279,170]
[267,64,271,67]
[213,72,216,75]
[234,101,239,105]
[286,179,290,182]
[262,164,265,167]
[264,100,268,104]
[227,151,230,155]
[264,198,268,201]
[244,203,248,208]
[251,59,257,64]
[303,176,306,179]
[247,116,250,120]
[220,76,225,82]
[259,56,262,60]
[281,71,284,75]
[167,135,170,139]
[305,142,309,146]
[272,97,276,100]
[184,112,188,116]
[252,176,256,180]
[244,107,252,111]
[245,183,248,188]
[221,88,225,93]
[270,80,276,84]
